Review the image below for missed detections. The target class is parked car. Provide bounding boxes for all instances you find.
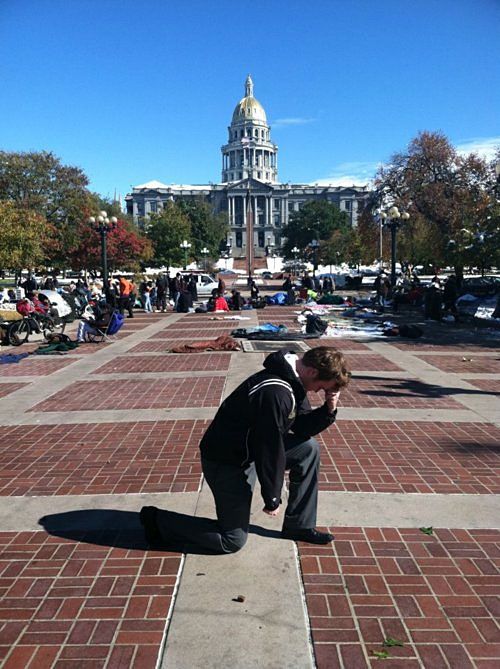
[261,271,273,280]
[190,273,220,297]
[460,275,500,297]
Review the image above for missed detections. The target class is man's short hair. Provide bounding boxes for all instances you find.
[302,346,351,386]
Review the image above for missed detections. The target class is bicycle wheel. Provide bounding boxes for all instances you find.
[42,317,56,340]
[8,319,30,346]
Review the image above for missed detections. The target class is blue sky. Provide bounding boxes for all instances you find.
[1,0,499,200]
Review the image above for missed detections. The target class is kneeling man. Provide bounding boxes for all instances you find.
[141,346,350,552]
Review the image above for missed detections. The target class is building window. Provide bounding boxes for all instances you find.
[258,231,265,247]
[236,231,242,247]
[257,171,262,179]
[273,199,280,210]
[238,172,242,179]
[344,200,351,210]
[149,201,157,213]
[273,214,280,226]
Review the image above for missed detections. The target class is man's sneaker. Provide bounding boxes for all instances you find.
[281,528,334,545]
[139,506,162,545]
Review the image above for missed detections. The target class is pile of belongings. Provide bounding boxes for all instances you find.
[34,333,80,354]
[231,322,318,340]
[170,334,241,353]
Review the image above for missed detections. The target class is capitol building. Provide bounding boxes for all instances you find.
[126,76,371,258]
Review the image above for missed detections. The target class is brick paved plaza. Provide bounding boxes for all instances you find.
[0,307,498,668]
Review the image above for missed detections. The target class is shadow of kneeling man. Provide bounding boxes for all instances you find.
[39,508,282,555]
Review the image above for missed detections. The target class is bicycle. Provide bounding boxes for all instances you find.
[7,312,57,346]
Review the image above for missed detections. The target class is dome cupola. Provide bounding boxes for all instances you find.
[221,75,278,183]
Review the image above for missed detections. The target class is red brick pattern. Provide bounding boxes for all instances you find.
[320,421,500,493]
[309,377,463,409]
[0,420,207,496]
[466,379,500,394]
[92,353,231,375]
[392,341,500,353]
[0,358,78,377]
[300,527,500,669]
[0,531,181,668]
[128,341,197,353]
[30,377,225,412]
[342,355,401,372]
[149,326,237,339]
[305,338,373,351]
[0,383,27,399]
[417,355,500,374]
[159,322,238,331]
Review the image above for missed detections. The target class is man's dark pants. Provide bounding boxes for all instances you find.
[155,435,320,553]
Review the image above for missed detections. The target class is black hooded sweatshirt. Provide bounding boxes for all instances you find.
[199,350,337,510]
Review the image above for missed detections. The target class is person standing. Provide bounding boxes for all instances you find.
[140,346,351,553]
[155,273,168,312]
[443,275,459,321]
[187,274,198,302]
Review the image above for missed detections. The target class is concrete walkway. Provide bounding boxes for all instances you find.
[0,307,499,668]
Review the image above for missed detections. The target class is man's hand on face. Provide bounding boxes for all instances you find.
[324,389,340,413]
[263,506,280,516]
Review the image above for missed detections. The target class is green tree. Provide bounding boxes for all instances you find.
[0,201,49,270]
[177,199,229,259]
[281,200,350,260]
[146,202,192,268]
[0,150,92,268]
[370,131,498,276]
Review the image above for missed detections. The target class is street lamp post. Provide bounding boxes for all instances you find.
[379,211,387,268]
[310,239,320,277]
[88,210,118,291]
[291,246,300,277]
[384,206,410,286]
[201,246,209,271]
[180,239,191,271]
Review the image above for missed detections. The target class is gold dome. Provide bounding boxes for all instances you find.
[231,75,267,123]
[232,96,267,122]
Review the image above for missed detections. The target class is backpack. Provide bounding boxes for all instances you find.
[399,324,423,338]
[16,299,35,316]
[305,314,329,335]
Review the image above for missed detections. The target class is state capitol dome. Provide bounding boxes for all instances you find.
[231,75,267,123]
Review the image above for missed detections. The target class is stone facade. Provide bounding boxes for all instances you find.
[126,76,371,256]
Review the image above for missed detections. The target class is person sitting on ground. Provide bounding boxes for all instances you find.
[282,274,293,291]
[322,275,334,293]
[140,346,351,553]
[76,301,112,342]
[176,289,193,313]
[229,288,244,310]
[214,291,229,312]
[250,280,260,300]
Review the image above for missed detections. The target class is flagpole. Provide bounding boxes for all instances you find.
[247,180,253,281]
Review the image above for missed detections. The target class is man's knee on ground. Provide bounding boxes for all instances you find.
[221,528,248,554]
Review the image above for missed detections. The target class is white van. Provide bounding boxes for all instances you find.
[190,273,219,297]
